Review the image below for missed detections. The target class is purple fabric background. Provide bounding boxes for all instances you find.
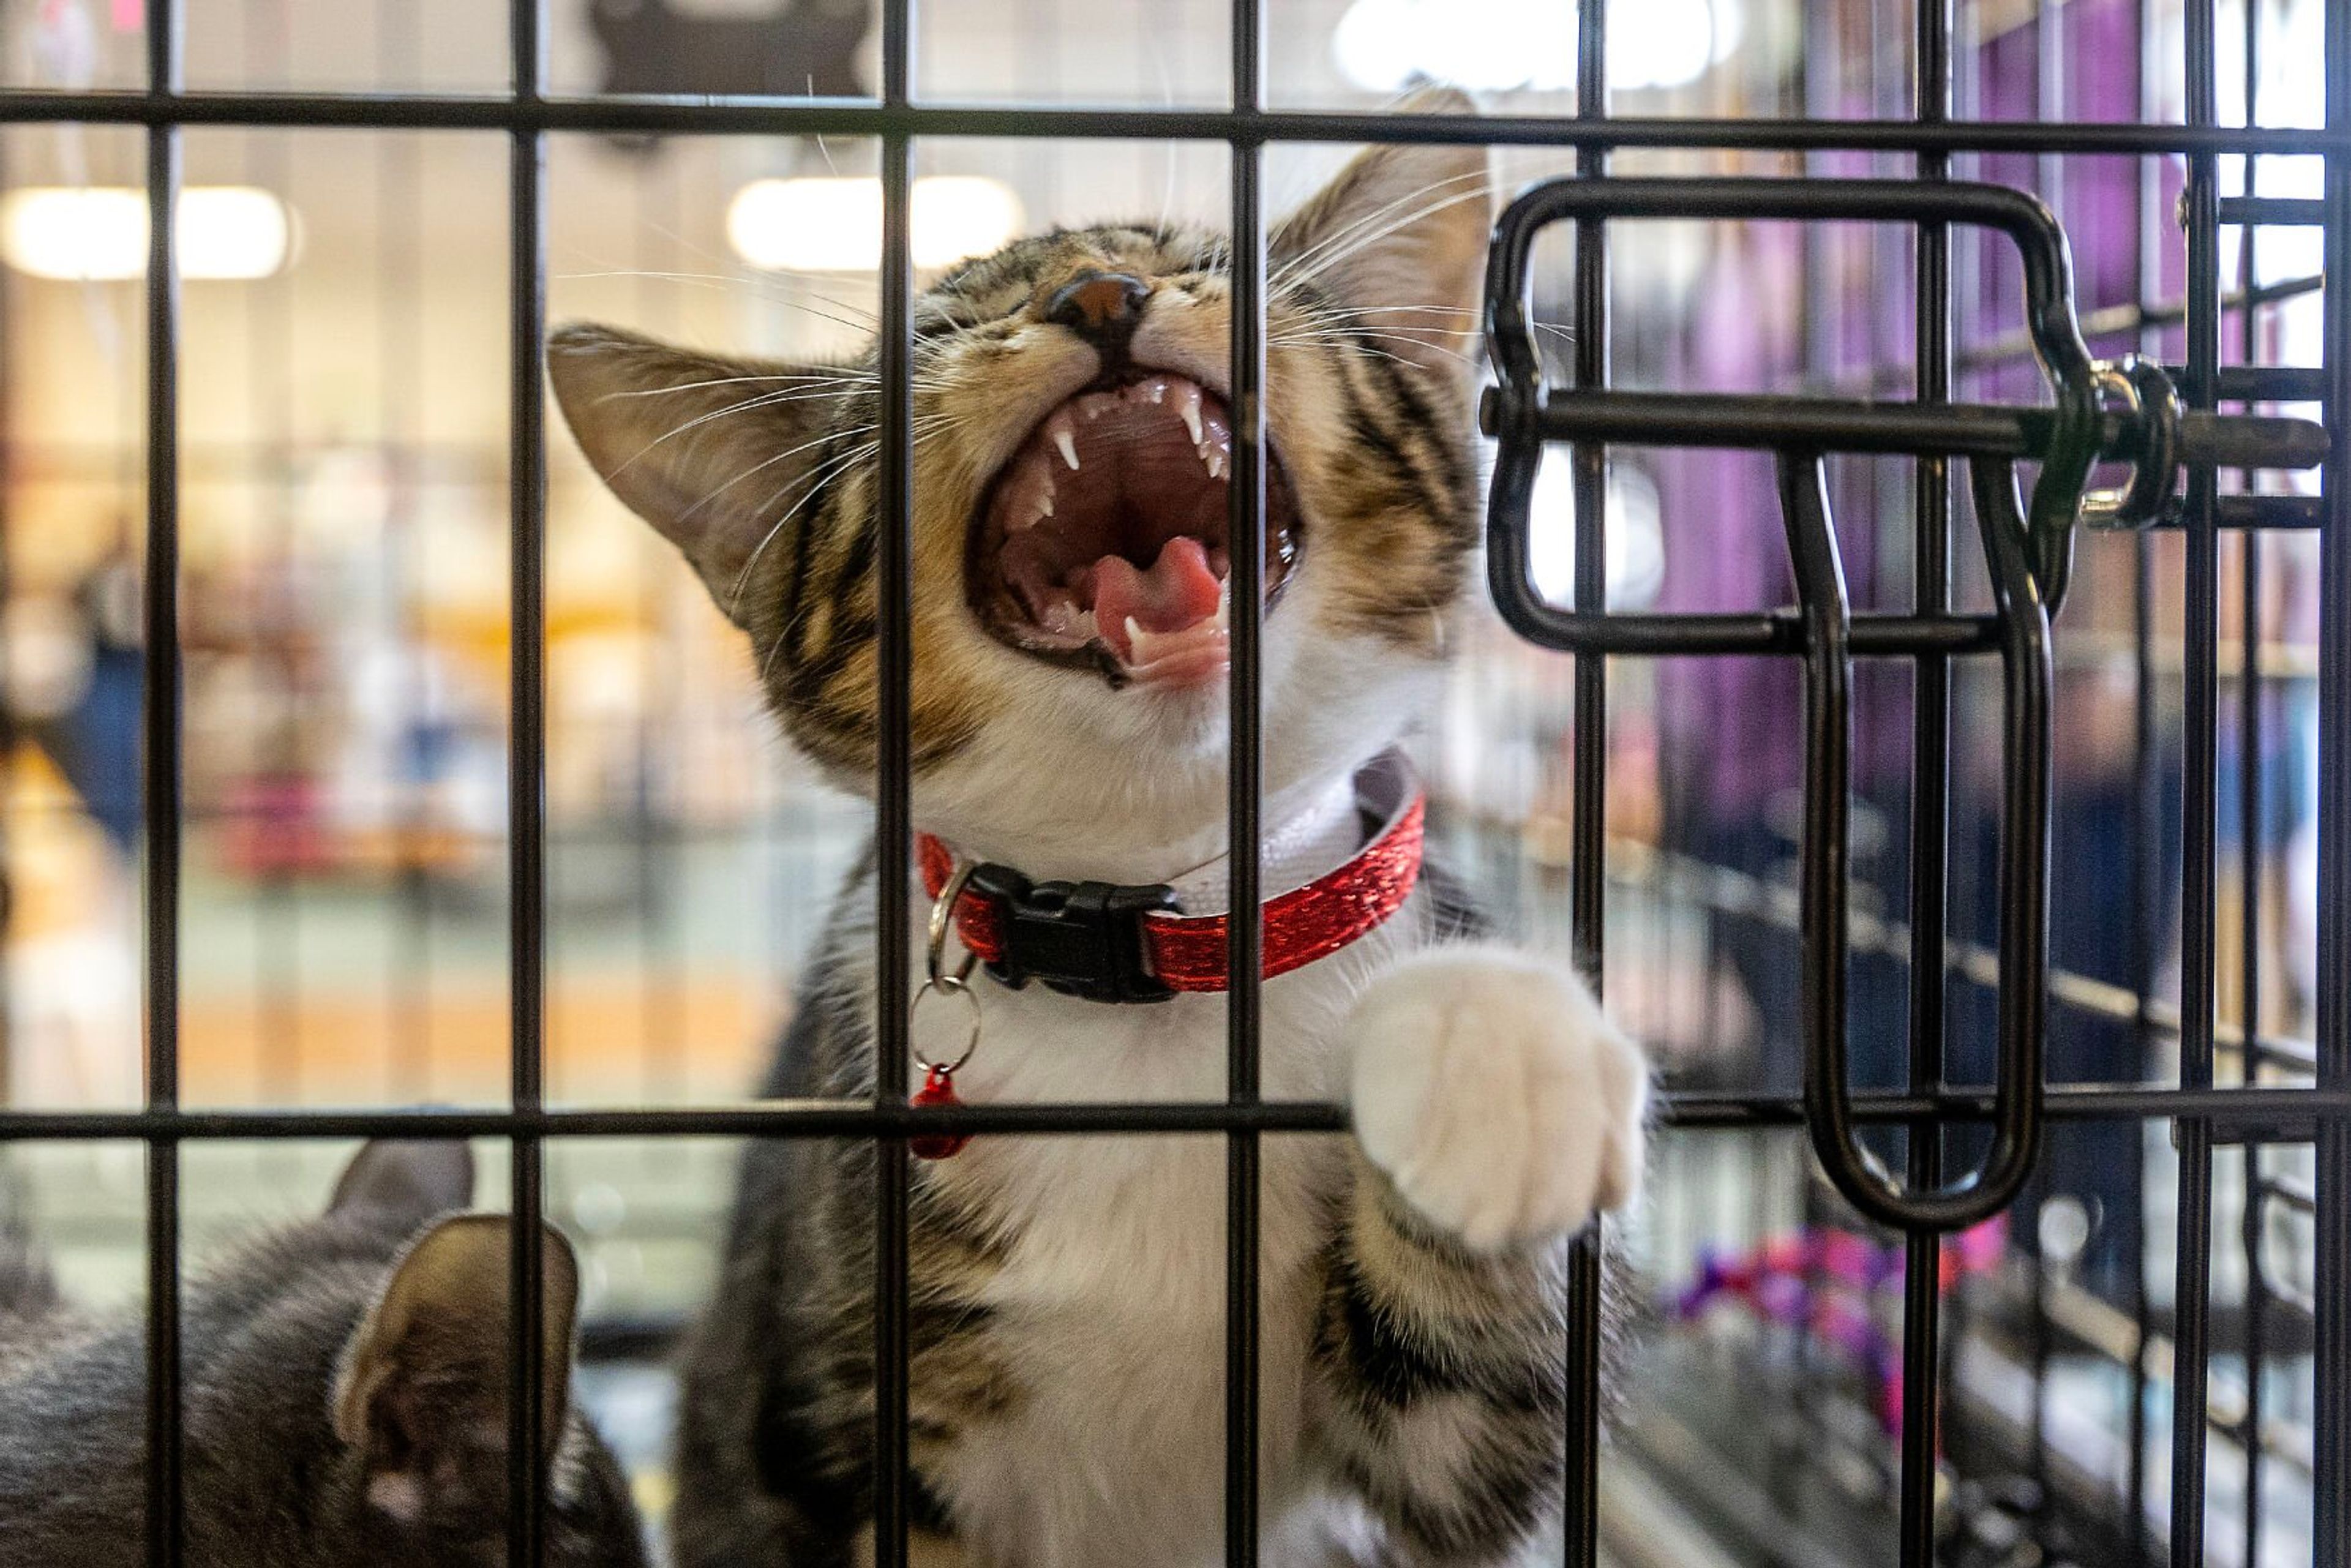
[1651,0,2172,827]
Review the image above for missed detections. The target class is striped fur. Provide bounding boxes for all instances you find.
[551,89,1650,1567]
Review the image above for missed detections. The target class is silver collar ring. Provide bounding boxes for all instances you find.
[927,858,982,989]
[915,858,983,1076]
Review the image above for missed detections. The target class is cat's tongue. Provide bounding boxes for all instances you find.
[1089,535,1229,681]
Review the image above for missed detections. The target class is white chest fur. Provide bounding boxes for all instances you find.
[903,890,1407,1568]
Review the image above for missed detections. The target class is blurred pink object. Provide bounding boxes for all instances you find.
[1678,1218,2009,1438]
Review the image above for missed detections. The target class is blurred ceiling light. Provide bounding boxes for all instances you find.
[727,175,1024,272]
[1527,457,1667,612]
[0,186,295,281]
[1334,0,1742,95]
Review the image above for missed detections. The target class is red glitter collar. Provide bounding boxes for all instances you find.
[916,754,1425,1000]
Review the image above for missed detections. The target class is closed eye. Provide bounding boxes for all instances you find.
[913,308,982,343]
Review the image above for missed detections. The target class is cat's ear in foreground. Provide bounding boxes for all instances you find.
[331,1214,582,1537]
[1270,84,1492,380]
[546,324,843,629]
[326,1138,475,1233]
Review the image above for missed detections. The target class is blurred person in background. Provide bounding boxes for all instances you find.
[4,521,143,1111]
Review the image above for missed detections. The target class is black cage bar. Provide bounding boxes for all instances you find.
[0,1,2342,1566]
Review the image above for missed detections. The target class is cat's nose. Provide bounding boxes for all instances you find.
[1044,271,1152,353]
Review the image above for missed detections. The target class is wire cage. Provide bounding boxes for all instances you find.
[0,1,2342,1566]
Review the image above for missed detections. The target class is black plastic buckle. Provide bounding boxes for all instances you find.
[965,864,1179,1003]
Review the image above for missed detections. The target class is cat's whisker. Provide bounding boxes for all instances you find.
[760,280,883,327]
[609,389,873,479]
[744,448,901,678]
[1303,307,1574,350]
[721,408,969,625]
[1269,170,1491,291]
[1293,306,1502,336]
[594,372,879,405]
[1275,183,1495,295]
[670,427,876,523]
[564,221,887,325]
[1273,323,1483,343]
[1269,328,1485,372]
[1272,186,1491,299]
[625,372,954,450]
[728,439,884,616]
[1308,302,1482,318]
[1272,328,1481,356]
[705,408,958,596]
[1342,339,1478,373]
[597,366,874,390]
[676,384,885,411]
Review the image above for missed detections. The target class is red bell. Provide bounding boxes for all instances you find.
[910,1064,971,1160]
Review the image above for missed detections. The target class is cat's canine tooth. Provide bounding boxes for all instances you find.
[1044,410,1081,471]
[1173,381,1205,446]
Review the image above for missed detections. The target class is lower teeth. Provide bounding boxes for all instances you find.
[1120,577,1232,669]
[1038,601,1098,644]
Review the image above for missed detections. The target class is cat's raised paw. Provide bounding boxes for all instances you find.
[1347,947,1649,1251]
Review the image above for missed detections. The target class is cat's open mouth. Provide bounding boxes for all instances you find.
[967,370,1300,688]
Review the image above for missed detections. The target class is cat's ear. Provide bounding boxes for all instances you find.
[547,322,847,629]
[332,1215,581,1536]
[326,1139,474,1232]
[1270,84,1491,381]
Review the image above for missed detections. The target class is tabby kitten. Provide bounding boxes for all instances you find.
[550,89,1649,1567]
[0,1141,648,1568]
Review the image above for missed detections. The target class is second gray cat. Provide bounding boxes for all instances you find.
[0,1140,649,1568]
